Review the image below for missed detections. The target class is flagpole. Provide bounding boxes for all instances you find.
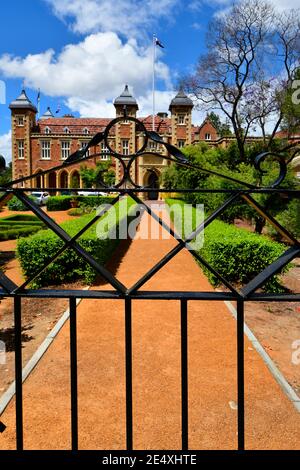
[152,34,156,131]
[37,89,40,119]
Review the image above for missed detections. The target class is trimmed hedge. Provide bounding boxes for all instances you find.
[17,197,136,287]
[166,199,287,293]
[0,214,45,240]
[1,214,42,222]
[0,225,43,241]
[7,196,35,211]
[46,195,115,211]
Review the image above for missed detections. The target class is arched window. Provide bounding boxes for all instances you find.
[83,127,89,135]
[64,127,71,134]
[45,127,51,134]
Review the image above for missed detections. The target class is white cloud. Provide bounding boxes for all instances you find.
[45,0,179,38]
[0,32,171,116]
[0,130,11,162]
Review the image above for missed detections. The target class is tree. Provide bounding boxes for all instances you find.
[281,67,300,135]
[0,161,12,186]
[207,112,232,137]
[183,0,300,160]
[80,160,115,188]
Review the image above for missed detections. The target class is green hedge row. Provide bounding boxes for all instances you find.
[7,196,35,211]
[2,214,42,222]
[0,225,43,241]
[46,195,115,211]
[17,198,136,287]
[166,199,287,293]
[0,214,45,240]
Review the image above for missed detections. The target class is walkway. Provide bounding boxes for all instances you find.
[0,205,300,450]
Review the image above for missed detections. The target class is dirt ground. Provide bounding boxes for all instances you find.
[0,206,300,448]
[0,208,80,394]
[0,206,299,450]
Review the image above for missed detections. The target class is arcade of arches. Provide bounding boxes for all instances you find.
[34,169,82,192]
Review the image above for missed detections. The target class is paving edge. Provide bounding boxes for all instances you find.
[224,300,300,413]
[0,288,89,416]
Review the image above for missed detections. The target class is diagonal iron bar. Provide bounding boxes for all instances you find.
[241,245,300,297]
[14,195,121,292]
[127,192,241,294]
[13,191,127,294]
[242,194,299,245]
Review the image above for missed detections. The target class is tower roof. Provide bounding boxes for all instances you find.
[40,106,54,119]
[169,89,193,110]
[9,89,37,112]
[114,85,138,109]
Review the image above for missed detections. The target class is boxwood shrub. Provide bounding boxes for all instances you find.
[166,199,287,293]
[17,197,136,287]
[0,214,45,240]
[0,225,43,240]
[46,195,115,211]
[7,195,35,211]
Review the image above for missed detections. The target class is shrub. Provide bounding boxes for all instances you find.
[46,196,73,211]
[0,225,43,241]
[267,198,300,240]
[7,196,35,211]
[67,208,84,216]
[46,195,115,211]
[17,197,136,287]
[0,214,45,240]
[166,199,288,293]
[1,214,42,222]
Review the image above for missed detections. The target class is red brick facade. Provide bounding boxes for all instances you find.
[10,87,219,190]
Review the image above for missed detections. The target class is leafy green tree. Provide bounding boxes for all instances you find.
[80,160,115,188]
[161,143,298,233]
[207,112,232,137]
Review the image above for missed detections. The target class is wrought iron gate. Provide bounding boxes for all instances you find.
[0,115,299,451]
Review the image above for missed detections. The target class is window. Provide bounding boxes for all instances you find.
[149,141,157,151]
[45,127,51,135]
[41,141,51,160]
[64,127,71,134]
[101,141,109,160]
[178,114,185,125]
[177,139,185,148]
[17,140,24,159]
[61,141,71,160]
[205,133,211,140]
[81,141,89,157]
[17,116,24,127]
[122,139,129,156]
[83,128,89,135]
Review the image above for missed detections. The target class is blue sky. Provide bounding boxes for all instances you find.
[0,0,294,161]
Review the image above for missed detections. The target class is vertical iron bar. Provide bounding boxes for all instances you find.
[14,296,23,450]
[125,297,133,450]
[69,297,78,451]
[181,299,188,450]
[237,298,245,450]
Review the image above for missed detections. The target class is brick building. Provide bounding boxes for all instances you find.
[9,85,221,193]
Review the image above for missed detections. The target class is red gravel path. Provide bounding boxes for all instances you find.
[0,207,299,450]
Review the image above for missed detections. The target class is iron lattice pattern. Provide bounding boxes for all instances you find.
[0,115,299,451]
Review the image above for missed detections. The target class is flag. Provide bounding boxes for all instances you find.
[37,89,40,104]
[155,38,164,48]
[55,104,61,114]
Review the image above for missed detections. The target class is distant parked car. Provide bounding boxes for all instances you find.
[30,191,50,206]
[77,191,107,196]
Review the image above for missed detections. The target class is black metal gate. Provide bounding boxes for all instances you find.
[0,115,299,451]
